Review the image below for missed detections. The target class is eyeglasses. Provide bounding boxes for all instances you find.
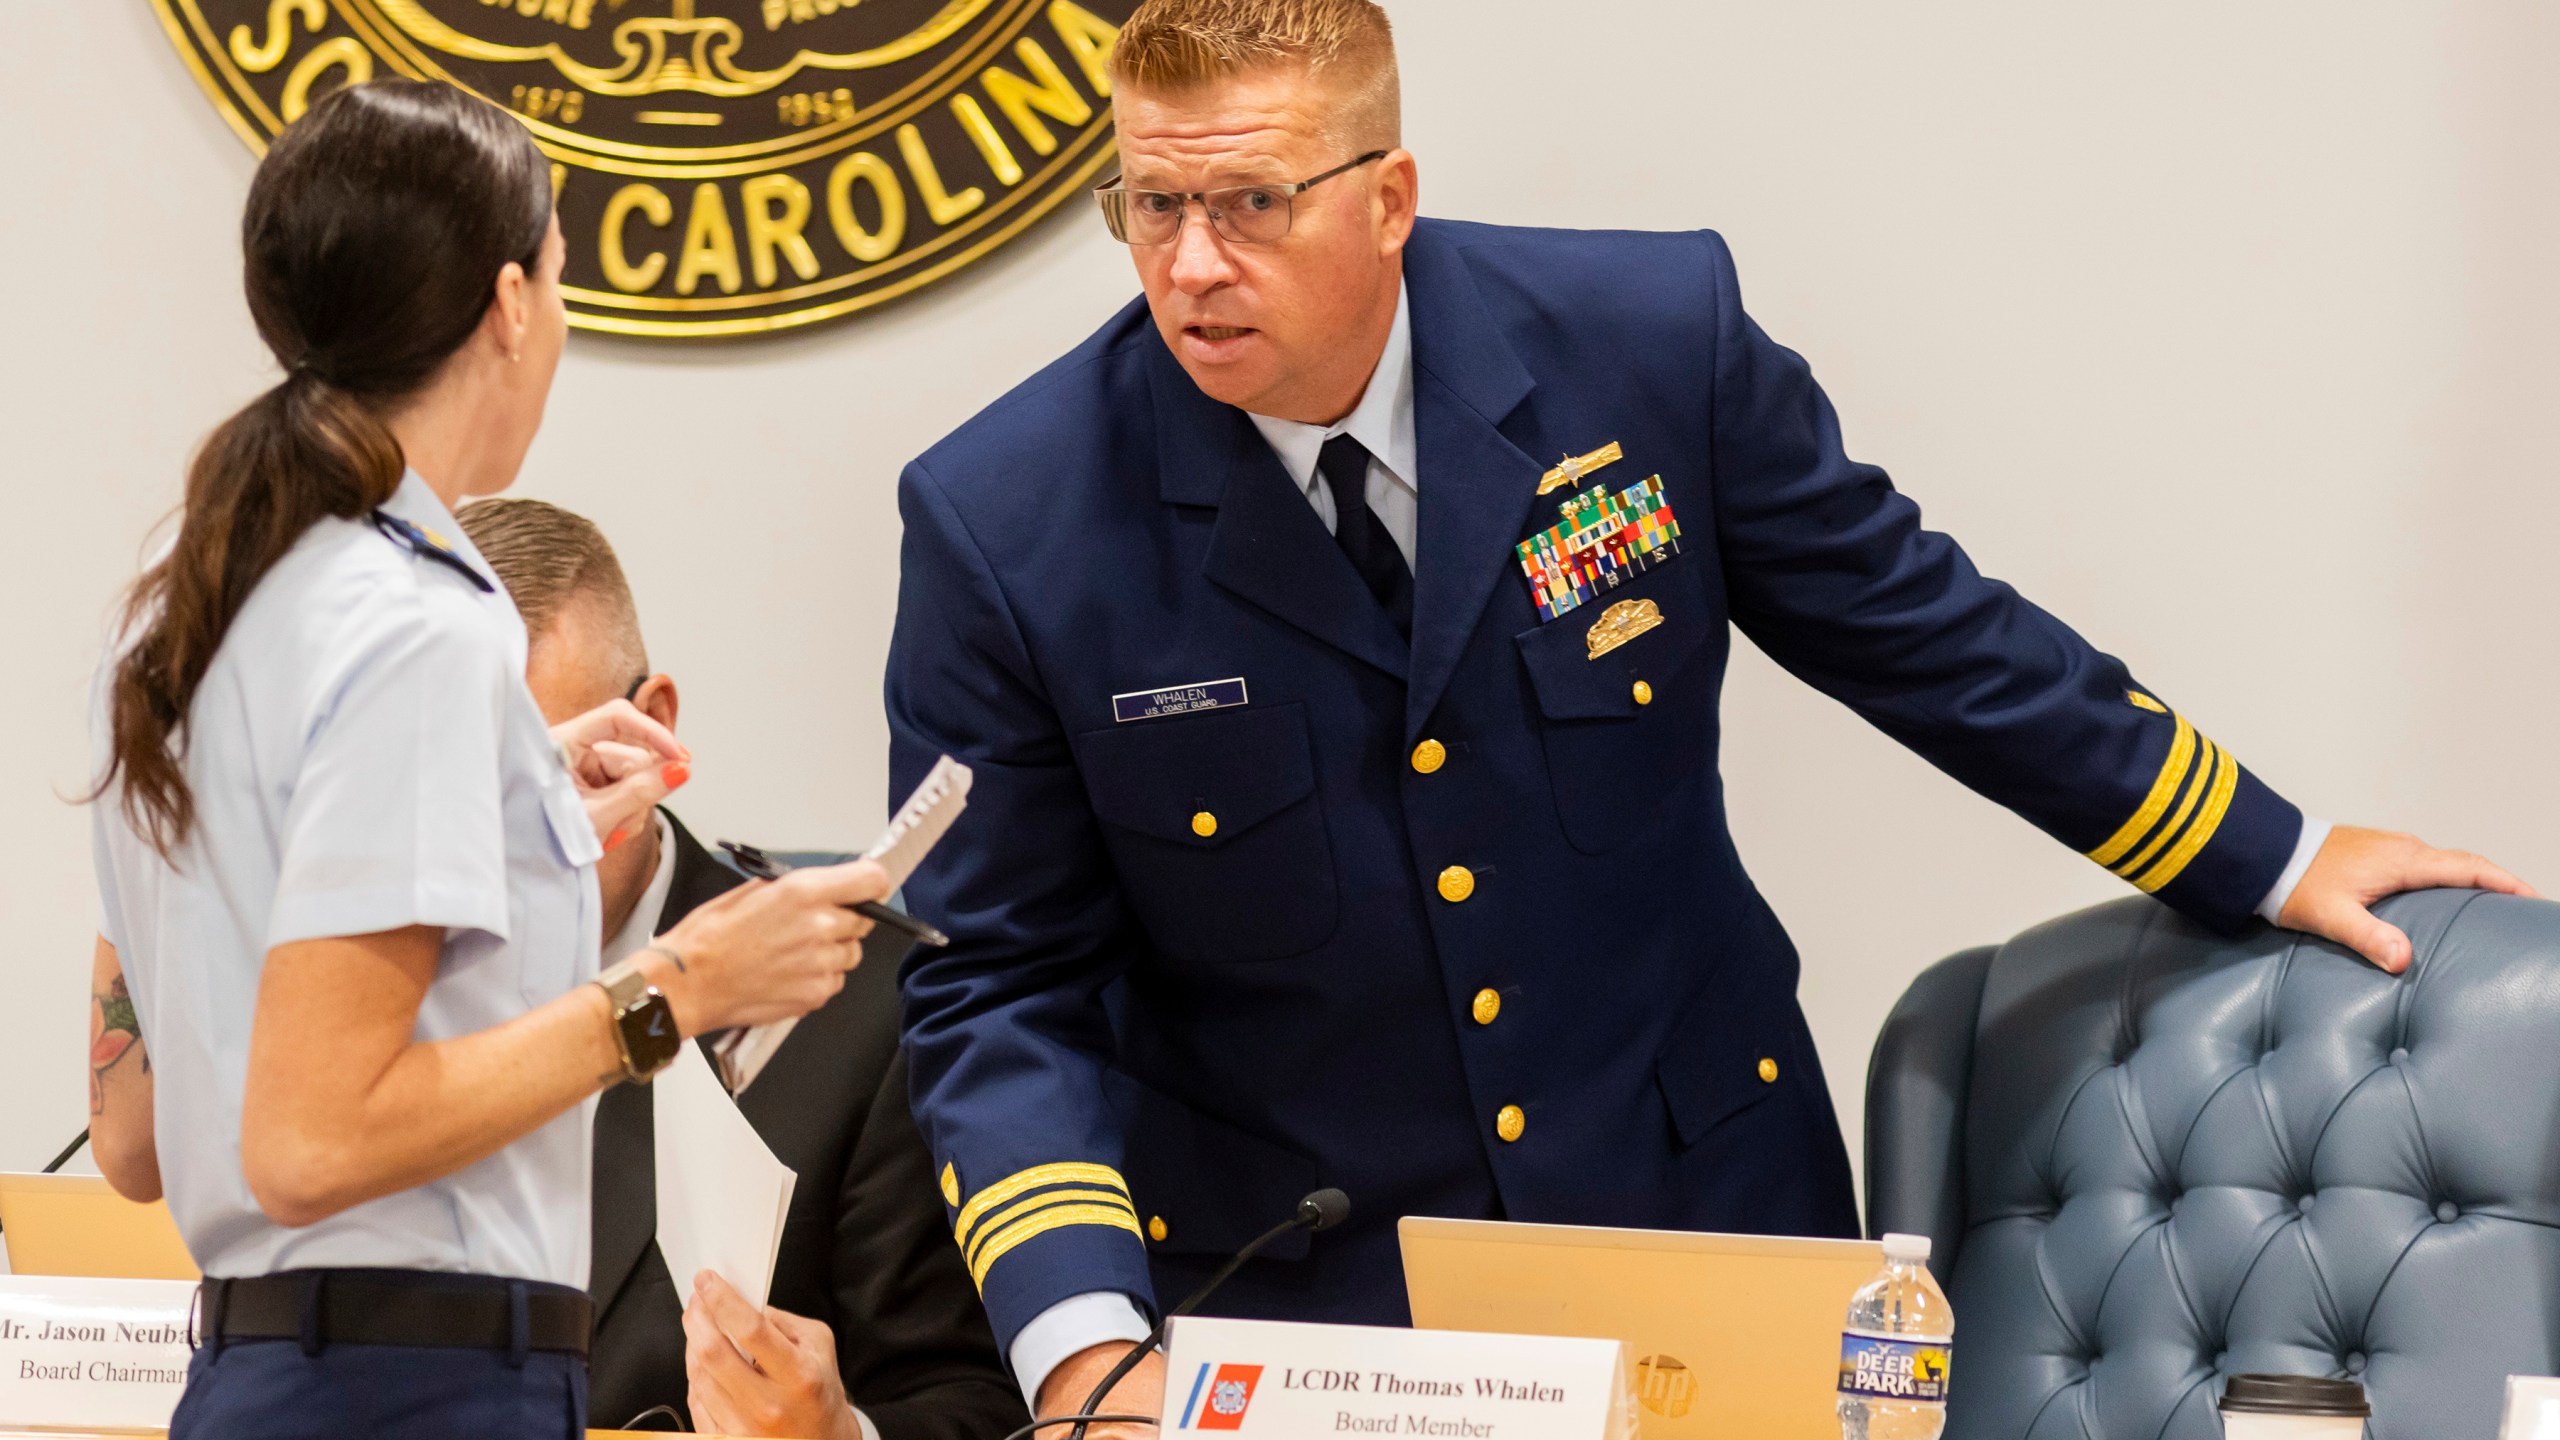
[1095,151,1388,246]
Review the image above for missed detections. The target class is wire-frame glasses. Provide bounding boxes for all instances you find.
[1095,151,1389,246]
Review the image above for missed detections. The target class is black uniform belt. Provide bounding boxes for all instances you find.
[197,1269,592,1358]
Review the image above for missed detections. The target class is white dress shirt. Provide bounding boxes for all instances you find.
[600,812,679,969]
[1006,281,2326,1405]
[1246,283,1420,569]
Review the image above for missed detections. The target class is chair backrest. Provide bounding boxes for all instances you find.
[1867,889,2560,1439]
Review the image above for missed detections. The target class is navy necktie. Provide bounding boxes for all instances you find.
[1317,433,1413,639]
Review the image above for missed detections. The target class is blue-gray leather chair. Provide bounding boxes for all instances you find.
[1865,889,2560,1439]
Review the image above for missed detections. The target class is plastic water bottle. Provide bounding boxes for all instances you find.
[1835,1232,1953,1440]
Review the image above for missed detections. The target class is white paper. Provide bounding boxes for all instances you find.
[0,1275,193,1431]
[1163,1315,1633,1440]
[653,1041,796,1307]
[2504,1377,2560,1440]
[714,756,974,1093]
[864,754,975,889]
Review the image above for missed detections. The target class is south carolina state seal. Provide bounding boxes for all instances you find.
[150,0,1135,337]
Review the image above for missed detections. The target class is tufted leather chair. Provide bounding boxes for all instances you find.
[1864,889,2560,1439]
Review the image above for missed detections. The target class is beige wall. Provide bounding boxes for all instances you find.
[4,2,2554,1199]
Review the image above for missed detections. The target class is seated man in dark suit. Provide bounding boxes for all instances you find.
[458,498,1025,1440]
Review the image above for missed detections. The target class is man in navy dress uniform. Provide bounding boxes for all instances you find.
[883,0,2530,1428]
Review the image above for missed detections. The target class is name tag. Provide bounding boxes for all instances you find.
[0,1276,194,1431]
[1113,677,1249,724]
[1164,1315,1631,1440]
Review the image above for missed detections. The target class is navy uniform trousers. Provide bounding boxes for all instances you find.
[172,1274,585,1439]
[885,218,2303,1353]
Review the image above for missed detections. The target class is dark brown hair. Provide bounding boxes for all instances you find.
[456,497,648,683]
[98,79,551,854]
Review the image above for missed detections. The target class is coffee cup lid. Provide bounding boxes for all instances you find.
[2219,1374,2371,1416]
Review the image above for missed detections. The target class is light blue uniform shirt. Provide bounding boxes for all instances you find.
[90,471,604,1287]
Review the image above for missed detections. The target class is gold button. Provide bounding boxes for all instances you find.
[1495,1105,1526,1143]
[1412,739,1447,775]
[1191,811,1217,838]
[1471,988,1501,1026]
[1147,1215,1169,1242]
[1758,1057,1779,1084]
[1437,866,1476,903]
[1632,680,1654,706]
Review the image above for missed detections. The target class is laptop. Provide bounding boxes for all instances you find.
[1401,1217,1882,1440]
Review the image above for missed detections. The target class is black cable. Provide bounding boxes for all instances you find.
[43,1129,89,1174]
[1067,1190,1347,1440]
[997,1415,1155,1440]
[617,1403,691,1431]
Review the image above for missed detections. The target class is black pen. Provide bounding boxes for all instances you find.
[717,840,950,948]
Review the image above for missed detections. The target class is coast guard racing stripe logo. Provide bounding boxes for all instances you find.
[1178,1363,1264,1431]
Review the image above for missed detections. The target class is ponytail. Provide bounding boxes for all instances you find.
[90,79,551,854]
[101,374,404,851]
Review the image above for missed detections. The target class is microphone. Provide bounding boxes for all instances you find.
[1005,1188,1350,1440]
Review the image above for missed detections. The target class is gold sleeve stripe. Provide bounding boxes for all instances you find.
[2085,713,2197,868]
[2135,739,2241,893]
[2112,739,2219,880]
[963,1187,1137,1271]
[952,1162,1129,1250]
[967,1203,1147,1290]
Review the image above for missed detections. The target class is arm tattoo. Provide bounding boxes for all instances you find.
[90,974,147,1116]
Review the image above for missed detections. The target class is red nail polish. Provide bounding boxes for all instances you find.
[663,762,692,788]
[605,828,628,852]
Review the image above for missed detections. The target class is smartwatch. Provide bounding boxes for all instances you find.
[593,958,681,1083]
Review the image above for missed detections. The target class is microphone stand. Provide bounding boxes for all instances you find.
[0,1131,95,1247]
[999,1189,1349,1440]
[44,1130,88,1174]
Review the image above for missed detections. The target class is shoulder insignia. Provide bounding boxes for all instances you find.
[370,510,494,593]
[940,1162,961,1208]
[2126,690,2168,713]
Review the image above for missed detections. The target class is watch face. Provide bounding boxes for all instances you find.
[624,989,682,1076]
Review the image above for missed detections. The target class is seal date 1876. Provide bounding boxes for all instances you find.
[150,0,1136,337]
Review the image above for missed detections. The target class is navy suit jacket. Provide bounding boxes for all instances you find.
[885,219,2302,1350]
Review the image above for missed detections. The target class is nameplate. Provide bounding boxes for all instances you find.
[2504,1376,2560,1440]
[1113,677,1249,723]
[0,1276,194,1430]
[1164,1315,1631,1440]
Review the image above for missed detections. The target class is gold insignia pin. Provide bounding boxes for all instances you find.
[1587,598,1665,660]
[1538,441,1624,495]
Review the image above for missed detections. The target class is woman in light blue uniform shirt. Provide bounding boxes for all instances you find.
[83,80,890,1439]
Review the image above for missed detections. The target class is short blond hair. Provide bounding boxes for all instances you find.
[1110,0,1400,149]
[456,497,649,683]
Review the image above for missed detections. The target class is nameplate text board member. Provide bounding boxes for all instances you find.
[83,81,887,1440]
[457,497,1026,1440]
[883,2,2533,1428]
